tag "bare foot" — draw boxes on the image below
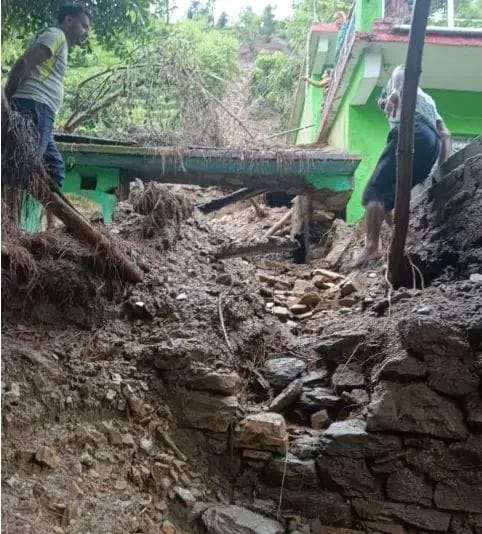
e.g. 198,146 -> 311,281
351,247 -> 382,269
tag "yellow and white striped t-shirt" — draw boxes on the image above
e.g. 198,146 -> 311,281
13,27 -> 68,113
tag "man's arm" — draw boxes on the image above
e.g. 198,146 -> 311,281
301,75 -> 330,88
436,118 -> 451,166
4,44 -> 52,99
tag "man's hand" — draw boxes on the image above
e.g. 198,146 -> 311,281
385,89 -> 401,119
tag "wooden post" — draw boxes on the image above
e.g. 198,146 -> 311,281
291,194 -> 312,263
388,0 -> 431,287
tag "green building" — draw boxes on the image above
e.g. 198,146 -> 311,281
288,0 -> 482,222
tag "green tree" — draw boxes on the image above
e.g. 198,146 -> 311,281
187,0 -> 214,25
216,11 -> 229,29
261,5 -> 277,42
236,6 -> 262,51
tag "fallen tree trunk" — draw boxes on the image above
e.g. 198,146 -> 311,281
197,187 -> 266,214
262,209 -> 292,240
43,189 -> 143,284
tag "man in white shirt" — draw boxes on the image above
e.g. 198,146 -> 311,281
353,65 -> 451,267
5,4 -> 90,226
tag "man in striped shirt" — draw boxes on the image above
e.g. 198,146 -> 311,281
5,4 -> 90,226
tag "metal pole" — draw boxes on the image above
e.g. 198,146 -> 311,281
388,0 -> 431,287
447,0 -> 455,28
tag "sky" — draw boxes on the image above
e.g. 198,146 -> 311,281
170,1 -> 294,23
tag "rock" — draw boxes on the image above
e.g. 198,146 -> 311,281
258,273 -> 291,288
434,480 -> 482,513
366,382 -> 468,439
185,369 -> 241,395
290,432 -> 323,459
242,449 -> 272,461
272,306 -> 290,319
398,318 -> 478,396
311,410 -> 330,430
467,395 -> 482,428
268,379 -> 303,412
324,219 -> 353,269
299,292 -> 322,307
311,268 -> 345,281
316,330 -> 368,367
122,433 -> 136,448
352,499 -> 450,531
331,365 -> 365,391
174,486 -> 196,506
338,297 -> 358,308
35,446 -> 60,469
470,273 -> 482,282
302,369 -> 329,386
80,452 -> 95,467
373,352 -> 427,382
178,391 -> 237,432
153,338 -> 206,371
319,529 -> 363,534
234,413 -> 288,454
115,479 -> 127,490
293,279 -> 317,294
202,505 -> 284,534
139,438 -> 153,454
341,389 -> 369,405
296,387 -> 342,412
339,280 -> 357,297
5,382 -> 20,404
258,485 -> 351,524
262,452 -> 318,489
289,304 -> 309,315
263,357 -> 307,389
161,519 -> 176,534
312,276 -> 333,289
359,522 -> 407,534
317,455 -> 380,497
320,419 -> 401,459
385,468 -> 433,507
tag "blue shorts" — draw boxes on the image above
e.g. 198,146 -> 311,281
362,118 -> 440,211
12,97 -> 65,188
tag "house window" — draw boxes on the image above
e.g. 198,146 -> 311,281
80,174 -> 98,190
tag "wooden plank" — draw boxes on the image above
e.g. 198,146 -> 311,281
197,188 -> 266,214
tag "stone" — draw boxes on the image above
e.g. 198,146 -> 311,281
234,413 -> 288,454
272,306 -> 290,319
312,276 -> 333,289
311,410 -> 330,430
174,486 -> 196,506
242,449 -> 272,461
359,522 -> 406,534
398,318 -> 478,396
296,387 -> 342,412
178,391 -> 237,432
293,279 -> 316,295
122,433 -> 136,447
161,519 -> 176,534
317,455 -> 379,497
202,505 -> 284,534
290,432 -> 323,459
341,389 -> 369,405
331,365 -> 365,391
302,369 -> 329,386
312,268 -> 345,281
316,330 -> 368,367
434,480 -> 482,513
262,452 -> 318,489
366,381 -> 468,439
319,529 -> 363,534
339,280 -> 358,298
467,395 -> 482,428
299,292 -> 322,307
258,485 -> 351,524
35,446 -> 60,469
80,452 -> 94,467
258,273 -> 291,288
289,304 -> 309,315
185,370 -> 241,395
385,468 -> 433,507
5,382 -> 20,404
320,419 -> 401,459
139,438 -> 153,454
263,357 -> 307,389
470,273 -> 482,282
268,379 -> 303,412
115,479 -> 127,490
373,352 -> 427,383
352,499 -> 450,531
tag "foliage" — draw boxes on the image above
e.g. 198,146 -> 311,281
236,7 -> 263,50
261,5 -> 277,42
187,0 -> 215,25
249,50 -> 300,124
285,0 -> 350,52
0,0 -> 170,46
216,11 -> 229,29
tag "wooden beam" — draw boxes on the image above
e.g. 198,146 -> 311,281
388,0 -> 431,287
197,188 -> 266,214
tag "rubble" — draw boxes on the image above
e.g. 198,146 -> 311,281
234,413 -> 288,453
35,446 -> 61,469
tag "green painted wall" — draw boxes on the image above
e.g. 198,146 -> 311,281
295,75 -> 324,144
62,166 -> 119,223
355,0 -> 382,31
